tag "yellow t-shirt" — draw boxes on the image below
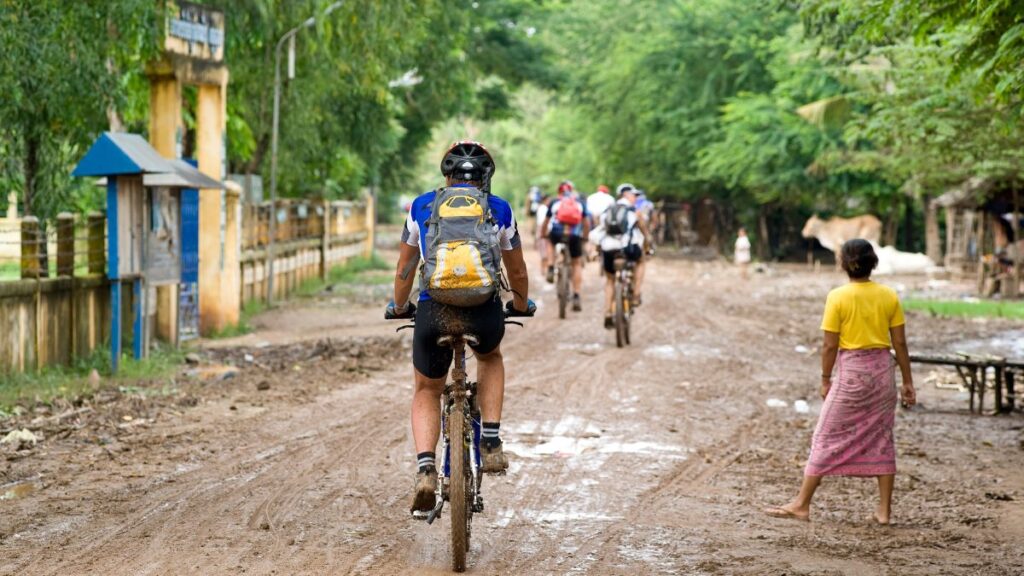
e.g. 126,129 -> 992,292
820,281 -> 905,350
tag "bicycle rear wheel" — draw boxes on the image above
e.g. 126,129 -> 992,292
614,281 -> 626,348
557,265 -> 568,319
623,278 -> 632,345
448,391 -> 469,572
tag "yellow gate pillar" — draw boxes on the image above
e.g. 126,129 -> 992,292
222,181 -> 242,326
148,73 -> 182,344
196,81 -> 230,335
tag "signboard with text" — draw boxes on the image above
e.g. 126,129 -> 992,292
165,1 -> 225,62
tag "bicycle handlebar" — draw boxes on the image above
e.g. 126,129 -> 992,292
384,301 -> 416,320
385,299 -> 534,322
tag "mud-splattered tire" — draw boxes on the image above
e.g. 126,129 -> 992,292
557,266 -> 569,319
614,282 -> 626,348
623,285 -> 631,346
449,395 -> 469,572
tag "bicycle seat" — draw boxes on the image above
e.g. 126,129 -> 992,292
437,334 -> 480,348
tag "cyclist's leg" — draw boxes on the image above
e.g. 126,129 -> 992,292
412,369 -> 447,454
466,298 -> 508,472
627,244 -> 646,302
410,300 -> 451,512
475,346 -> 504,423
568,235 -> 584,296
538,235 -> 550,275
601,250 -> 616,315
411,299 -> 453,455
468,298 -> 506,423
547,229 -> 560,268
601,250 -> 616,327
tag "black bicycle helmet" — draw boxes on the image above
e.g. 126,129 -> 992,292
440,140 -> 496,181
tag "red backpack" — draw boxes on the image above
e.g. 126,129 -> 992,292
554,194 -> 583,226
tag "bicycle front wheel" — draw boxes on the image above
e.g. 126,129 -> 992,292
448,393 -> 469,572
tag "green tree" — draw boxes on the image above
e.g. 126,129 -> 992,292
0,0 -> 160,219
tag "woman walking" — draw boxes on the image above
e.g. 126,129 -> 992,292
765,239 -> 915,524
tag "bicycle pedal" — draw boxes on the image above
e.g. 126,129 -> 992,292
425,499 -> 444,525
411,510 -> 430,521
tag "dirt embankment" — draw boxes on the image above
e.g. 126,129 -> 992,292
2,257 -> 1023,575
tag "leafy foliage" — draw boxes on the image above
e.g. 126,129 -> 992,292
0,0 -> 160,219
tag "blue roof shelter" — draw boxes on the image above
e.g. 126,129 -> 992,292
73,132 -> 219,371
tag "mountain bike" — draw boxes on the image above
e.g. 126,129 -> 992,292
612,253 -> 636,348
388,305 -> 530,572
554,242 -> 572,319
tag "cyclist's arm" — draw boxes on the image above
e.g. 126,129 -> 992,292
393,242 -> 420,308
636,212 -> 651,238
540,214 -> 551,238
502,245 -> 530,311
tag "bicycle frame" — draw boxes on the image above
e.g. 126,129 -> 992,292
438,338 -> 484,512
425,335 -> 483,525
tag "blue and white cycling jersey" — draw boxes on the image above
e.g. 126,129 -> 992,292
401,184 -> 520,301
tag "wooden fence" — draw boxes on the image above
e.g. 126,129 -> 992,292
0,197 -> 374,374
0,277 -> 134,373
239,198 -> 373,304
0,209 -> 121,373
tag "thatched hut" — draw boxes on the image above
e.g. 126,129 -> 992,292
932,177 -> 1022,297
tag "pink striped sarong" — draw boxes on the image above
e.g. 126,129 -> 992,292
805,348 -> 897,477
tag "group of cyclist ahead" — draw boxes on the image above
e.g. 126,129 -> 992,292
528,180 -> 653,332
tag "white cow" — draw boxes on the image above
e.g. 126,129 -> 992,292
802,214 -> 937,274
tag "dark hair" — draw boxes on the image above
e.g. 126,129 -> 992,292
840,239 -> 878,279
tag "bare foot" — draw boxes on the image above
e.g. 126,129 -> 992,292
872,508 -> 891,525
764,503 -> 810,522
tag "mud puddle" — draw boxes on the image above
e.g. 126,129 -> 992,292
0,481 -> 36,501
952,329 -> 1024,358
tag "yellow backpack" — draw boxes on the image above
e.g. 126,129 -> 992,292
421,187 -> 503,306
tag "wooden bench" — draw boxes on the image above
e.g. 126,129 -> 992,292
910,353 -> 1022,414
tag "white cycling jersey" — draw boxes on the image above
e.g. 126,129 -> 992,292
590,199 -> 644,251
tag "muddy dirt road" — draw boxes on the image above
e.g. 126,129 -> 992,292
3,256 -> 1024,575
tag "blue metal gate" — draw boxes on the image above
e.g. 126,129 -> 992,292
179,187 -> 200,340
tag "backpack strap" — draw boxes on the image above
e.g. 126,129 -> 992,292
427,187 -> 445,227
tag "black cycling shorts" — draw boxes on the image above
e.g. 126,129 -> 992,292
602,245 -> 642,274
549,230 -> 583,258
413,297 -> 505,379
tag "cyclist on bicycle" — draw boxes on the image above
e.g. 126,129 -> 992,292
535,191 -> 554,279
592,183 -> 649,328
586,184 -> 615,228
542,180 -> 590,311
386,140 -> 535,515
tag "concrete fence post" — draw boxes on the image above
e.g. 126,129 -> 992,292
20,216 -> 41,279
321,199 -> 331,280
365,194 -> 375,258
56,212 -> 75,277
87,212 -> 106,275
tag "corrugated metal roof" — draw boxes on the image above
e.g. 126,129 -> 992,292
143,159 -> 225,189
73,132 -> 173,177
106,132 -> 171,172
